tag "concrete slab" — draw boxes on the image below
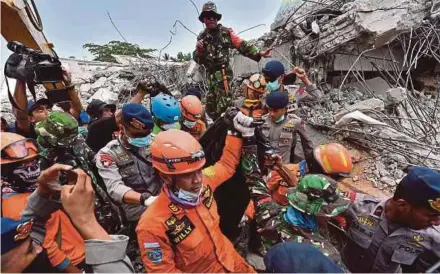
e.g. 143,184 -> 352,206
345,77 -> 391,99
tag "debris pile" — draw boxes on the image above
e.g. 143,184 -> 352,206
296,85 -> 440,192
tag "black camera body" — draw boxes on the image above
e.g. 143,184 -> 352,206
5,41 -> 70,105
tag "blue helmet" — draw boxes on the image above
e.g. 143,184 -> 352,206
263,60 -> 285,79
151,93 -> 181,124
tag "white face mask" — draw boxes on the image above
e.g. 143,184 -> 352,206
162,122 -> 177,131
177,188 -> 202,203
183,120 -> 197,128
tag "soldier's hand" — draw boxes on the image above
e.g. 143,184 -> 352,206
196,40 -> 204,52
265,154 -> 283,170
136,77 -> 155,94
37,164 -> 73,198
293,66 -> 308,80
60,169 -> 95,227
233,112 -> 254,137
260,48 -> 273,58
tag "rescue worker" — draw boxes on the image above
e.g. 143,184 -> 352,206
262,60 -> 322,104
240,136 -> 350,268
340,166 -> 440,273
180,95 -> 206,140
236,73 -> 268,119
262,91 -> 314,164
150,93 -> 181,134
194,1 -> 272,121
87,79 -> 156,152
2,164 -> 134,273
266,163 -> 301,206
96,103 -> 160,223
136,111 -> 257,272
1,132 -> 88,272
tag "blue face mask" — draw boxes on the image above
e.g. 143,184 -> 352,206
266,79 -> 279,92
161,122 -> 178,131
128,134 -> 151,148
183,120 -> 197,128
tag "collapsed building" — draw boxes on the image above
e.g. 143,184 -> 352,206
230,0 -> 440,194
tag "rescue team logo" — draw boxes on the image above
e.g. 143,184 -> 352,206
202,185 -> 213,209
144,242 -> 162,264
168,203 -> 180,213
165,215 -> 195,244
202,166 -> 215,178
130,118 -> 146,130
428,198 -> 440,213
14,220 -> 34,241
99,154 -> 114,168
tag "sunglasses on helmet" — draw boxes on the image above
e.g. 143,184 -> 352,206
1,139 -> 39,160
153,150 -> 205,171
248,74 -> 267,91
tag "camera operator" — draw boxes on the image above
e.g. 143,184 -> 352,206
13,165 -> 134,273
86,78 -> 165,153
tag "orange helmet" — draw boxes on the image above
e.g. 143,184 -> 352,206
1,133 -> 39,165
151,129 -> 206,174
246,73 -> 267,94
180,95 -> 203,121
313,143 -> 353,176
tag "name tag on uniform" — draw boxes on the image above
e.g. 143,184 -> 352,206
165,215 -> 195,244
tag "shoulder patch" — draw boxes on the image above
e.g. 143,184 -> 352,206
144,242 -> 162,264
165,215 -> 195,244
98,153 -> 114,168
202,166 -> 216,178
202,185 -> 213,209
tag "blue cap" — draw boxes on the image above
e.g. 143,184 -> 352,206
398,167 -> 440,212
266,91 -> 289,109
122,103 -> 154,130
1,218 -> 34,255
28,98 -> 52,114
264,242 -> 344,273
263,60 -> 285,79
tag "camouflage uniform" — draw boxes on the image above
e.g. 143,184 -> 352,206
35,111 -> 122,234
194,21 -> 262,120
240,139 -> 350,267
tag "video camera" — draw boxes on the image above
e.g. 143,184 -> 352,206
4,41 -> 71,107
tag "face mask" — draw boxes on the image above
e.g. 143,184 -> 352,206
3,160 -> 41,192
162,122 -> 177,131
178,188 -> 202,203
128,134 -> 151,148
266,79 -> 279,92
183,120 -> 197,128
274,115 -> 285,124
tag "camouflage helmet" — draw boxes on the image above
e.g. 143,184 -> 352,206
286,174 -> 350,217
35,111 -> 78,148
199,1 -> 222,22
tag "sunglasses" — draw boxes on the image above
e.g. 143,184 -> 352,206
248,74 -> 267,91
1,139 -> 39,160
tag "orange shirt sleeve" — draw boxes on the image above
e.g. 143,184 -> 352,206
203,135 -> 242,191
43,212 -> 70,270
137,224 -> 182,273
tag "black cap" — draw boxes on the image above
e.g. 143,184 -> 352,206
86,99 -> 116,119
28,98 -> 52,114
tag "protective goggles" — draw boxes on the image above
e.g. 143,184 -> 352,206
1,139 -> 39,160
247,74 -> 267,92
152,150 -> 205,171
303,184 -> 338,203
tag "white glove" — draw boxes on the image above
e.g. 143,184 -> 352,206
233,112 -> 254,137
144,195 -> 158,206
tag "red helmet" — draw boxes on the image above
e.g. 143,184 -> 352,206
151,129 -> 206,174
313,143 -> 353,176
1,133 -> 39,165
180,95 -> 203,121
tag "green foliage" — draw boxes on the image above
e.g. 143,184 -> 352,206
172,52 -> 192,62
83,40 -> 156,63
69,56 -> 76,59
163,53 -> 170,61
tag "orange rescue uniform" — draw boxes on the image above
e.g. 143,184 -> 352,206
2,190 -> 85,270
136,135 -> 256,273
267,164 -> 300,206
181,120 -> 207,140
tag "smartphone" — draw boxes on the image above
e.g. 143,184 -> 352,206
59,170 -> 78,185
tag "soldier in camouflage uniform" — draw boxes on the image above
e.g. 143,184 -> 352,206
240,137 -> 351,268
194,1 -> 272,121
34,111 -> 122,234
